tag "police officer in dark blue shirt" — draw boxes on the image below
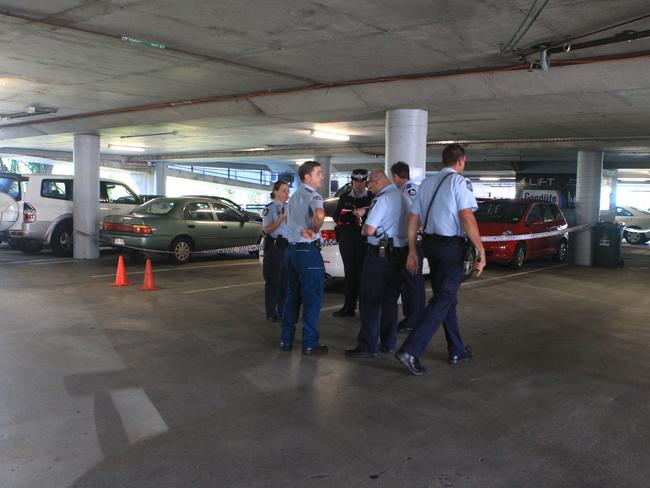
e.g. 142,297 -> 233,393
395,144 -> 486,375
345,170 -> 409,358
332,169 -> 373,317
279,161 -> 328,356
262,180 -> 289,322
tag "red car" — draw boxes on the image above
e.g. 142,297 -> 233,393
475,199 -> 569,269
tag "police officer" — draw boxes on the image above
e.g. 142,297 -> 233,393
395,144 -> 486,376
262,180 -> 289,322
345,170 -> 408,358
332,169 -> 373,317
390,161 -> 425,334
279,161 -> 328,356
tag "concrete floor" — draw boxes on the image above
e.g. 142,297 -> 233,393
1,244 -> 649,488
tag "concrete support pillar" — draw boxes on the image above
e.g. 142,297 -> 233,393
73,134 -> 100,260
574,150 -> 603,266
316,156 -> 331,199
385,109 -> 428,184
155,162 -> 167,196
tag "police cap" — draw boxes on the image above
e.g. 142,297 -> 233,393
351,168 -> 368,182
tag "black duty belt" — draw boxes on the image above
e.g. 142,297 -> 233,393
367,243 -> 406,257
423,234 -> 466,246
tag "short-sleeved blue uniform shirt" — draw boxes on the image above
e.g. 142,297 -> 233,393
365,183 -> 409,247
410,167 -> 478,237
262,200 -> 288,238
285,184 -> 324,243
400,180 -> 419,209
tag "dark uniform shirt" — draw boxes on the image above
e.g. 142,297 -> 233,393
334,189 -> 373,227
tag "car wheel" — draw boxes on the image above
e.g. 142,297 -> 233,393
553,240 -> 568,262
511,243 -> 525,270
7,238 -> 19,250
20,240 -> 43,254
51,222 -> 74,257
169,237 -> 193,265
463,247 -> 475,281
625,228 -> 644,245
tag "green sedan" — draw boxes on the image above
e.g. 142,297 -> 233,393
101,197 -> 263,264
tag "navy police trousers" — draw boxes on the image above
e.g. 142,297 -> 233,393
280,243 -> 325,349
399,238 -> 466,358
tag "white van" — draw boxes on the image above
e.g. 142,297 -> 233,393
8,174 -> 141,256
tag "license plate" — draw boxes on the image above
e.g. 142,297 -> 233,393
113,238 -> 125,246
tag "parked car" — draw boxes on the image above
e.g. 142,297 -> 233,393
101,197 -> 263,264
614,206 -> 650,244
7,174 -> 141,256
0,173 -> 25,249
475,198 -> 569,269
183,195 -> 263,222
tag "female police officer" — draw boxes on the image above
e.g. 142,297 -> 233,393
262,180 -> 289,322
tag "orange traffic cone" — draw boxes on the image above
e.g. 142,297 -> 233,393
140,258 -> 160,291
111,255 -> 131,287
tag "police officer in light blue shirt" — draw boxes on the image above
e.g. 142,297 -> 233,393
346,170 -> 409,358
390,161 -> 426,335
395,144 -> 486,376
279,161 -> 329,356
262,180 -> 290,322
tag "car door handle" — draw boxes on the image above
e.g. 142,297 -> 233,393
188,224 -> 195,228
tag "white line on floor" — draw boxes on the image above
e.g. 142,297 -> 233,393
29,259 -> 77,266
0,257 -> 73,265
91,260 -> 258,278
183,281 -> 265,294
461,264 -> 567,287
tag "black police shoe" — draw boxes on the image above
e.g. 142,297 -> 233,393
279,343 -> 293,352
345,346 -> 377,358
267,316 -> 280,323
332,308 -> 355,317
448,348 -> 474,365
302,344 -> 329,356
394,350 -> 426,376
379,345 -> 394,354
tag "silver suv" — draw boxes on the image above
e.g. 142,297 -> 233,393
8,174 -> 141,256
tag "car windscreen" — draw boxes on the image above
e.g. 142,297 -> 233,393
0,176 -> 21,201
475,201 -> 528,223
133,199 -> 176,215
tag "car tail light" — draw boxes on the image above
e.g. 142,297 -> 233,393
101,222 -> 152,235
132,224 -> 152,235
321,229 -> 336,241
23,202 -> 36,222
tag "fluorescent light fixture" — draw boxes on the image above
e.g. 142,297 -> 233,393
480,177 -> 500,181
108,144 -> 147,152
242,147 -> 267,152
618,177 -> 649,182
121,131 -> 177,139
310,129 -> 350,142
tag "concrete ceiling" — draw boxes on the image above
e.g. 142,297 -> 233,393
1,0 -> 650,171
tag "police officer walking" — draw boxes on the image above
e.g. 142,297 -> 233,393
345,170 -> 408,358
395,144 -> 486,375
390,161 -> 425,334
280,161 -> 329,356
332,169 -> 373,317
262,180 -> 290,322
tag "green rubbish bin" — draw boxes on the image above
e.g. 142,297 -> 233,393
592,222 -> 624,268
